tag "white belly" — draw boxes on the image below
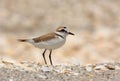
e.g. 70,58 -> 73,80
30,38 -> 66,49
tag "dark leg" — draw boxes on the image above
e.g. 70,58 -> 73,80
49,50 -> 53,65
42,49 -> 47,64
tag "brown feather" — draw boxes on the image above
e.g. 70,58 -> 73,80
33,33 -> 57,43
18,39 -> 27,42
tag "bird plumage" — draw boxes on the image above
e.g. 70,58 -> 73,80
18,26 -> 74,65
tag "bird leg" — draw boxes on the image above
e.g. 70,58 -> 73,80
49,50 -> 53,65
42,49 -> 47,64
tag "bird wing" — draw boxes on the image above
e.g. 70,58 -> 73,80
32,32 -> 56,43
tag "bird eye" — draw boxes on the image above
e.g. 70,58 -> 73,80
61,29 -> 65,32
64,27 -> 67,28
60,29 -> 67,33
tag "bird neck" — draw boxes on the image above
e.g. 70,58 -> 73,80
55,32 -> 67,39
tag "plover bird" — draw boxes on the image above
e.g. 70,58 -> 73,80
18,26 -> 74,65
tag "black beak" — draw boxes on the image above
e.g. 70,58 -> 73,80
68,32 -> 74,35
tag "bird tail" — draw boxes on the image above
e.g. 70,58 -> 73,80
18,39 -> 28,42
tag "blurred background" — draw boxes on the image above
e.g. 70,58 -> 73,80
0,0 -> 120,65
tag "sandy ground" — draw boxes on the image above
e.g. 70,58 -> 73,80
0,1 -> 120,80
0,60 -> 120,81
0,0 -> 120,65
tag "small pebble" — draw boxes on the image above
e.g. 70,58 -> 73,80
41,66 -> 51,72
85,65 -> 93,72
94,65 -> 106,70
